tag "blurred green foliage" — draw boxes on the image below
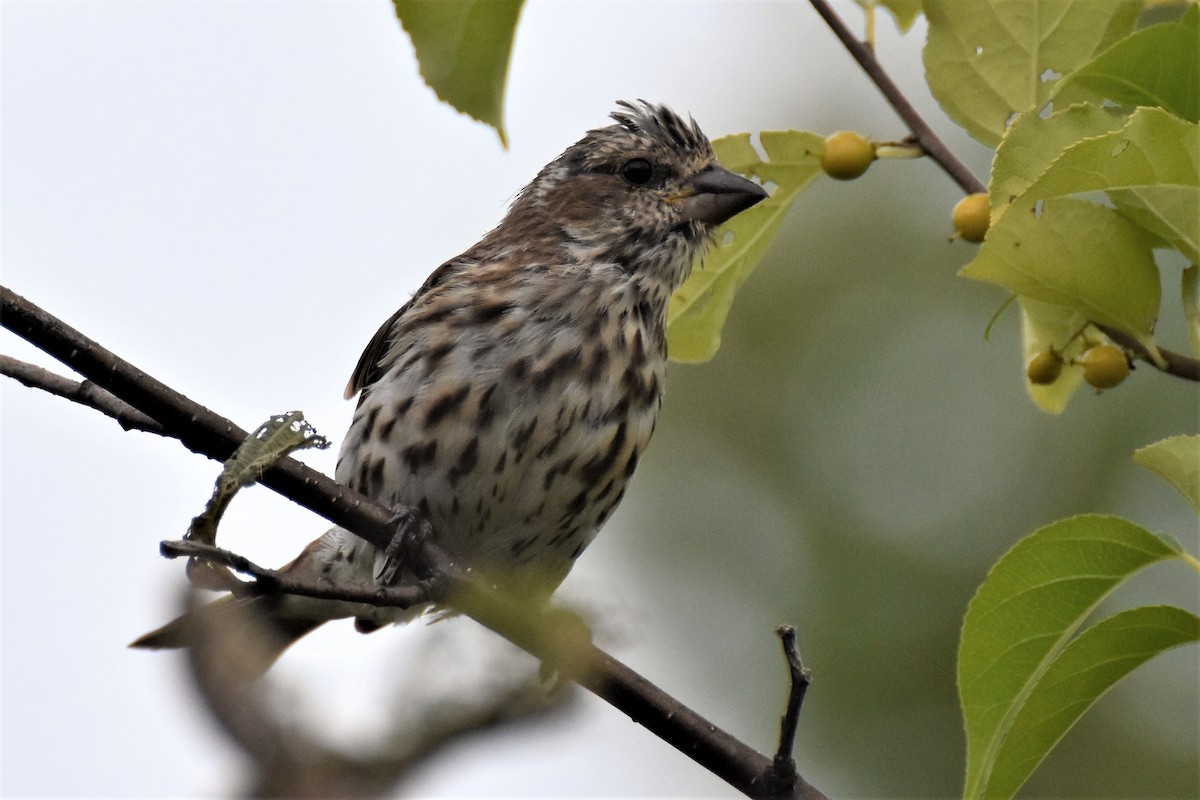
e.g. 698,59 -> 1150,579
617,153 -> 1198,797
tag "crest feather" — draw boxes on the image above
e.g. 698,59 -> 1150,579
608,99 -> 709,155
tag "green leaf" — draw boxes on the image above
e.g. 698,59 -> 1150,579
960,515 -> 1190,800
1134,434 -> 1200,514
1184,264 -> 1200,356
960,197 -> 1161,347
990,104 -> 1130,226
1017,296 -> 1086,413
978,605 -> 1200,799
853,0 -> 923,32
1109,187 -> 1200,265
1055,4 -> 1199,122
393,0 -> 524,147
991,104 -> 1199,263
923,0 -> 1140,146
1020,107 -> 1200,263
666,131 -> 824,363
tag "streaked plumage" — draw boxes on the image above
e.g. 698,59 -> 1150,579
133,101 -> 768,674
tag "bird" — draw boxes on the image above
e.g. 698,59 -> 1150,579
132,101 -> 768,677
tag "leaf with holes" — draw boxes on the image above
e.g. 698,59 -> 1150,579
666,131 -> 824,363
1019,107 -> 1200,263
1055,4 -> 1199,123
393,0 -> 524,147
960,197 -> 1160,352
990,104 -> 1129,226
923,0 -> 1140,146
183,411 -> 329,589
960,515 -> 1193,800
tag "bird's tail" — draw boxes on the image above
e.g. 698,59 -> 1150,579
131,528 -> 425,679
130,594 -> 327,681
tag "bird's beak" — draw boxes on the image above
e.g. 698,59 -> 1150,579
675,165 -> 769,225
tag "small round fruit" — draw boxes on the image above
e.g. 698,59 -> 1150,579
821,131 -> 875,180
1026,348 -> 1063,385
1079,344 -> 1129,389
953,193 -> 990,243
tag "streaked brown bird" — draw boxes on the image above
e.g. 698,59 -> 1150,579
133,101 -> 768,675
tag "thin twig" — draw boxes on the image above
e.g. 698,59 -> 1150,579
1095,324 -> 1200,382
0,354 -> 166,435
808,0 -> 986,195
161,538 -> 439,608
765,625 -> 813,793
809,2 -> 1200,385
0,285 -> 829,800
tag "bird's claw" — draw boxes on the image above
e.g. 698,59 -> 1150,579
377,506 -> 435,586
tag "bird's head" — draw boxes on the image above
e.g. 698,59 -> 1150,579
502,101 -> 768,291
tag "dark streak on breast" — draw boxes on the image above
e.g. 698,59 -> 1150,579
425,385 -> 471,428
447,436 -> 480,488
578,421 -> 628,483
402,440 -> 438,473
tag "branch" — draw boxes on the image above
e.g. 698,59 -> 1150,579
0,354 -> 165,435
159,539 -> 439,607
1,287 -> 405,552
1095,324 -> 1200,382
0,285 -> 828,800
765,625 -> 813,793
808,0 -> 987,195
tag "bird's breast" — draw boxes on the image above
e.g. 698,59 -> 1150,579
335,284 -> 667,587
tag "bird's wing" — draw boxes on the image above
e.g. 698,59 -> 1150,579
343,256 -> 476,401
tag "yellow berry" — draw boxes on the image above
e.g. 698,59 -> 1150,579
1079,345 -> 1129,389
953,193 -> 990,243
820,131 -> 875,180
1026,349 -> 1063,385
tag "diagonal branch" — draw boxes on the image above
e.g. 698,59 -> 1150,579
0,285 -> 828,800
0,354 -> 165,435
808,0 -> 987,195
1095,324 -> 1200,382
159,538 -> 440,607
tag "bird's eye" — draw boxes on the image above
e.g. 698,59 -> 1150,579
620,158 -> 654,186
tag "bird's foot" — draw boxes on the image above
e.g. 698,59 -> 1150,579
376,505 -> 436,587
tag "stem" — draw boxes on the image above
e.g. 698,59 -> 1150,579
1095,324 -> 1200,382
807,0 -> 986,195
765,625 -> 813,793
0,354 -> 165,435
